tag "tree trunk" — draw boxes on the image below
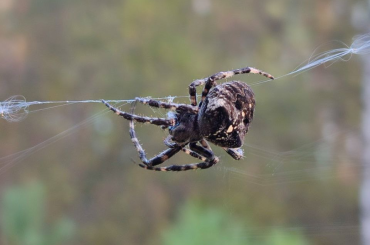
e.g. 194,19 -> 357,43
361,48 -> 370,245
360,1 -> 370,240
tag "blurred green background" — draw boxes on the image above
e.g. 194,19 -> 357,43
0,0 -> 368,244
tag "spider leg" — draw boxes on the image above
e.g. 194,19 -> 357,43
129,118 -> 219,171
223,147 -> 244,160
188,79 -> 203,106
164,135 -> 177,148
102,100 -> 174,127
189,66 -> 274,107
189,142 -> 214,159
164,136 -> 208,161
114,101 -> 220,172
147,142 -> 219,171
136,97 -> 198,113
199,139 -> 212,150
138,141 -> 219,171
139,157 -> 219,171
129,119 -> 182,167
181,147 -> 208,161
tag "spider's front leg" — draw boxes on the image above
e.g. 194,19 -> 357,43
102,100 -> 174,127
135,97 -> 197,114
129,120 -> 182,167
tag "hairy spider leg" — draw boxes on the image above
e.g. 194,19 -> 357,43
181,147 -> 208,161
104,100 -> 218,171
164,133 -> 210,161
138,156 -> 219,171
122,103 -> 216,171
223,147 -> 244,160
135,97 -> 198,113
189,142 -> 214,158
178,141 -> 217,162
200,67 -> 274,106
188,66 -> 274,107
143,142 -> 219,171
164,135 -> 215,162
163,135 -> 205,160
164,135 -> 177,148
128,117 -> 183,166
188,79 -> 205,106
123,102 -> 188,167
130,119 -> 219,171
102,100 -> 174,127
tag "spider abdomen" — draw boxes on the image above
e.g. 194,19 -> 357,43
198,81 -> 255,148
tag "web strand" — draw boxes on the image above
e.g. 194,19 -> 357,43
0,97 -> 188,123
1,33 -> 370,123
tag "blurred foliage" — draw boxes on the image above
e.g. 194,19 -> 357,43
161,201 -> 309,245
0,0 -> 366,244
1,181 -> 75,245
161,202 -> 246,245
264,229 -> 309,245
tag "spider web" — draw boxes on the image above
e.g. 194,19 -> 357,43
0,34 -> 366,243
2,33 -> 369,124
0,30 -> 367,175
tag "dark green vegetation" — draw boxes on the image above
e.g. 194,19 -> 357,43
161,201 -> 309,245
0,0 -> 365,244
1,182 -> 75,245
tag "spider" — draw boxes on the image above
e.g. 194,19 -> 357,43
102,66 -> 274,171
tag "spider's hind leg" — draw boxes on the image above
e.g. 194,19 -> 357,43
189,66 -> 274,106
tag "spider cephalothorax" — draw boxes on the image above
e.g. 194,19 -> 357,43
168,112 -> 201,144
103,66 -> 273,171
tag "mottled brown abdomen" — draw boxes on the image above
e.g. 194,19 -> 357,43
197,81 -> 255,148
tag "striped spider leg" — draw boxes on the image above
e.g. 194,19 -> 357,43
103,66 -> 274,172
103,99 -> 218,171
